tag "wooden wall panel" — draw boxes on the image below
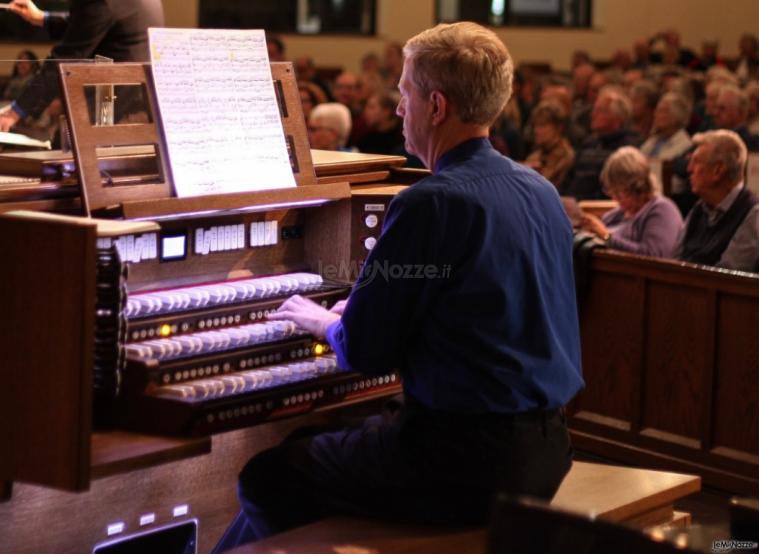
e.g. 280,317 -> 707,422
0,413 -> 333,554
641,283 -> 712,446
0,216 -> 95,491
575,273 -> 644,429
713,295 -> 759,460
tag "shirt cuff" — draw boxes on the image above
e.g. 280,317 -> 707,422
10,101 -> 27,120
325,320 -> 352,372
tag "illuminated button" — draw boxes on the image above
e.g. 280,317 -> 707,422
220,317 -> 227,325
313,344 -> 324,355
174,371 -> 182,382
148,328 -> 155,337
132,331 -> 140,340
139,330 -> 147,339
364,237 -> 377,250
364,214 -> 379,228
234,315 -> 241,323
159,324 -> 172,337
240,360 -> 247,369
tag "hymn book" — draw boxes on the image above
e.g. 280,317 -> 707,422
148,28 -> 296,198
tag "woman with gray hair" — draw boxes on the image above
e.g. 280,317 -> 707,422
581,146 -> 683,257
640,92 -> 693,161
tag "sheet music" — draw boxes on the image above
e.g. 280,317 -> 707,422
149,28 -> 296,198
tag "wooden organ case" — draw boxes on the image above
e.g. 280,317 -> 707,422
0,62 -> 417,553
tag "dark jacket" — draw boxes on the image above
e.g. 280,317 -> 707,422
14,0 -> 164,119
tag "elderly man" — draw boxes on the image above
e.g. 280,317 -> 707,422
674,130 -> 759,271
0,0 -> 164,132
712,85 -> 759,151
561,87 -> 639,199
212,21 -> 583,552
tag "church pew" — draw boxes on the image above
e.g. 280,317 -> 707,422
227,461 -> 700,554
569,249 -> 759,495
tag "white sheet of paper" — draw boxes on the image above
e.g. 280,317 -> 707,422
0,131 -> 51,149
148,28 -> 296,198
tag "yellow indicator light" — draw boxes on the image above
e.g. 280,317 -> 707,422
160,324 -> 172,337
313,344 -> 325,355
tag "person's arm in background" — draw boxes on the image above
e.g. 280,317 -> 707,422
1,0 -> 114,131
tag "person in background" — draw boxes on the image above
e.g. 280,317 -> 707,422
524,101 -> 575,188
746,80 -> 759,135
266,35 -> 286,62
640,92 -> 693,162
358,52 -> 384,102
213,21 -> 582,553
333,71 -> 368,146
308,102 -> 352,152
2,50 -> 40,101
298,81 -> 327,124
0,0 -> 164,132
712,84 -> 759,151
674,130 -> 759,272
580,146 -> 683,258
356,91 -> 403,155
293,56 -> 331,102
561,87 -> 639,199
629,80 -> 659,138
735,33 -> 759,83
381,41 -> 403,89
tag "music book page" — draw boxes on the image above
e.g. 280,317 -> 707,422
148,28 -> 296,198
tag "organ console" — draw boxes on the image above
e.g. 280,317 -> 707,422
0,59 -> 419,504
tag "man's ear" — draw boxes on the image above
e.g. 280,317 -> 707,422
429,90 -> 448,125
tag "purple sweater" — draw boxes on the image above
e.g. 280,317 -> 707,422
602,195 -> 683,258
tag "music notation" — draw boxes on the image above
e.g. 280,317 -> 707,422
149,28 -> 296,198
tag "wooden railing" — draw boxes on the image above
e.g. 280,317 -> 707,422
569,249 -> 759,495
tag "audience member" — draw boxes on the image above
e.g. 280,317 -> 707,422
735,33 -> 759,83
632,37 -> 651,70
2,50 -> 39,101
561,88 -> 639,199
267,35 -> 286,62
580,146 -> 683,257
746,80 -> 759,135
308,102 -> 352,151
356,91 -> 403,155
298,81 -> 327,123
629,80 -> 659,137
293,56 -> 331,101
674,130 -> 759,271
332,71 -> 368,145
524,101 -> 575,187
358,52 -> 383,101
382,41 -> 404,88
640,92 -> 693,163
695,38 -> 725,71
712,84 -> 759,150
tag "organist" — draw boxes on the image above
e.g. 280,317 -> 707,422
213,21 -> 584,552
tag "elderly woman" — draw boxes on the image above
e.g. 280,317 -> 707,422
581,146 -> 683,257
308,102 -> 353,151
640,92 -> 692,160
524,101 -> 575,187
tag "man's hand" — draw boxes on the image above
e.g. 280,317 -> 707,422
8,0 -> 45,27
329,299 -> 348,315
0,107 -> 21,132
268,295 -> 340,339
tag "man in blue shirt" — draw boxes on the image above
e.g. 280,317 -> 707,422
214,21 -> 583,552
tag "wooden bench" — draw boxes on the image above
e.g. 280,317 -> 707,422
227,461 -> 701,554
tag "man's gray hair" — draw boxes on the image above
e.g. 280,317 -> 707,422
693,129 -> 748,184
403,22 -> 513,126
597,86 -> 633,125
600,146 -> 656,196
718,84 -> 750,119
658,91 -> 692,129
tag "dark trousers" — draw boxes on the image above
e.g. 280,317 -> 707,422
212,396 -> 574,553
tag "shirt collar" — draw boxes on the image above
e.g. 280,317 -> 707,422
433,137 -> 492,174
703,182 -> 745,224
